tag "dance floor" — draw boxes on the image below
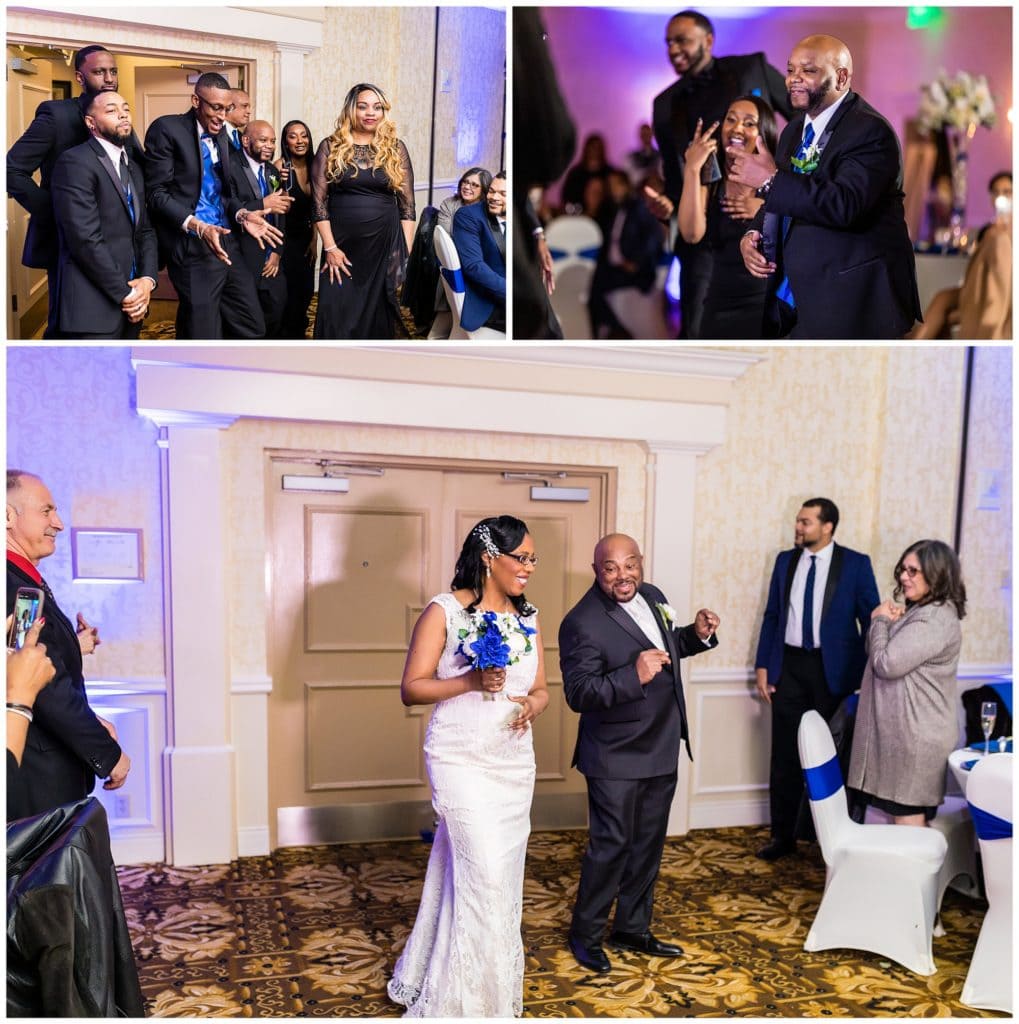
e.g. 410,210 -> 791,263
118,825 -> 1001,1017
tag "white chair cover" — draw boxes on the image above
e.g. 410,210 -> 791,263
961,753 -> 1012,1013
604,258 -> 672,339
544,215 -> 601,340
432,225 -> 504,340
798,710 -> 947,975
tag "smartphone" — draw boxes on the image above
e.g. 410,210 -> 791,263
8,587 -> 45,651
282,157 -> 294,194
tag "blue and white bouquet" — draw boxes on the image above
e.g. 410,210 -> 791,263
457,611 -> 536,700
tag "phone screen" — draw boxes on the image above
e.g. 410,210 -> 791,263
8,588 -> 45,650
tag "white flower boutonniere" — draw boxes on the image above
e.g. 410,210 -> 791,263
790,142 -> 822,174
656,602 -> 677,628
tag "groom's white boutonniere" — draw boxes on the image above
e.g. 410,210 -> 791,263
656,602 -> 677,627
790,142 -> 822,173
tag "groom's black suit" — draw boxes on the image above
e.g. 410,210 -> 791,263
560,580 -> 718,945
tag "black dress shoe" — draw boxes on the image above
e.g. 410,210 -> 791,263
608,930 -> 684,957
568,934 -> 611,973
756,838 -> 797,861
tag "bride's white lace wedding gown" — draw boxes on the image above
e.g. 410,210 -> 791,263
388,592 -> 538,1017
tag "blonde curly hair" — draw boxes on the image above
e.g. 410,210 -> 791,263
324,83 -> 405,191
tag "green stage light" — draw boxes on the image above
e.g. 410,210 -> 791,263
907,7 -> 944,30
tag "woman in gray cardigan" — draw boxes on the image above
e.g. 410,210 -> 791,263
848,539 -> 966,825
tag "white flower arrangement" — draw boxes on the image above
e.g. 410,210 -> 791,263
656,602 -> 677,627
918,69 -> 996,134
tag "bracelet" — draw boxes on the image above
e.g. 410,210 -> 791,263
756,173 -> 776,198
7,702 -> 34,722
324,245 -> 339,253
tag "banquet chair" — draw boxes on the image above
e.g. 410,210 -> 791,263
544,215 -> 601,339
604,254 -> 672,339
432,225 -> 504,340
961,753 -> 1012,1013
797,710 -> 947,975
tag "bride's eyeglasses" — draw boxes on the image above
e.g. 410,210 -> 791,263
502,552 -> 539,567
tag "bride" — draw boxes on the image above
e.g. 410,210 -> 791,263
388,516 -> 549,1017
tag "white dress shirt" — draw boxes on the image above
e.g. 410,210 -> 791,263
784,541 -> 834,648
803,88 -> 849,147
619,592 -> 666,648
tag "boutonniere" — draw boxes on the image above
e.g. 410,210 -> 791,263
790,142 -> 822,174
266,169 -> 282,192
656,602 -> 677,627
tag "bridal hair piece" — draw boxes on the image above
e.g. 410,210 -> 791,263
474,523 -> 502,560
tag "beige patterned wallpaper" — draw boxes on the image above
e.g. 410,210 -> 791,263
223,420 -> 647,679
691,345 -> 1007,671
301,7 -> 505,197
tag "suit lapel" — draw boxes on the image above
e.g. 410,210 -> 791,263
816,90 -> 857,163
239,157 -> 261,201
822,543 -> 843,622
782,548 -> 801,611
597,586 -> 656,651
87,137 -> 135,224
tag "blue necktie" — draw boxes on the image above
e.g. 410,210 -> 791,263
119,151 -> 137,278
230,127 -> 241,151
802,554 -> 817,650
195,133 -> 227,228
257,164 -> 268,197
775,123 -> 816,309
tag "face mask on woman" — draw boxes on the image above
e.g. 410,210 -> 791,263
994,194 -> 1012,218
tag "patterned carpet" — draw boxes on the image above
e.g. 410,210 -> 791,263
118,825 -> 1001,1018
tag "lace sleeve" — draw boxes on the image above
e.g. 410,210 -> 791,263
395,139 -> 416,221
310,138 -> 331,223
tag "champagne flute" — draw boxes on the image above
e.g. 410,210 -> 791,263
980,701 -> 997,755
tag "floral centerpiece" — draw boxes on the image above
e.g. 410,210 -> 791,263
917,70 -> 997,247
457,610 -> 536,701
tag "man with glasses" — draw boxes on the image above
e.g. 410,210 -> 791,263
753,498 -> 878,861
7,44 -> 145,338
144,72 -> 282,338
559,533 -> 720,974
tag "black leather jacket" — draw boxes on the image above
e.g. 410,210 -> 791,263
6,797 -> 145,1017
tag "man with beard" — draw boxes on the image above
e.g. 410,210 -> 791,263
225,88 -> 252,151
753,499 -> 878,860
144,72 -> 281,338
452,171 -> 506,333
50,92 -> 158,338
644,10 -> 790,338
7,45 -> 145,338
227,119 -> 292,337
560,533 -> 719,973
731,35 -> 922,338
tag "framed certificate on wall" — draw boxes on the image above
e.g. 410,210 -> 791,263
71,528 -> 144,582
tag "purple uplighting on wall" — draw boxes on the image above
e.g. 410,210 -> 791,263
541,5 -> 1012,229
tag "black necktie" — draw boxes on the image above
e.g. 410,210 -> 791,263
802,555 -> 817,650
119,152 -> 136,224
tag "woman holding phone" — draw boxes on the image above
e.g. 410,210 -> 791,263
273,119 -> 317,338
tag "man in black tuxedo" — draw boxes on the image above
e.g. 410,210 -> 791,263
227,119 -> 292,337
225,89 -> 251,152
560,533 -> 720,974
452,171 -> 506,333
6,44 -> 144,338
731,35 -> 922,338
144,72 -> 282,339
50,92 -> 158,339
644,10 -> 792,337
6,470 -> 130,818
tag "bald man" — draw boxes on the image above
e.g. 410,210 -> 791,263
226,89 -> 251,150
559,533 -> 720,974
227,118 -> 292,336
729,35 -> 921,339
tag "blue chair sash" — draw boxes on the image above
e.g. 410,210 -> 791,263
803,754 -> 843,801
968,802 -> 1013,841
441,266 -> 465,293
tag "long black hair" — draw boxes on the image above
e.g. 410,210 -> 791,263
451,515 -> 535,615
280,118 -> 315,172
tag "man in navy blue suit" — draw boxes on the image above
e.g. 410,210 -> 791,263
754,498 -> 879,860
452,171 -> 506,332
731,35 -> 921,338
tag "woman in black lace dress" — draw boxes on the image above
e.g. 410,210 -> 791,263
312,83 -> 416,339
677,95 -> 777,339
274,119 -> 316,338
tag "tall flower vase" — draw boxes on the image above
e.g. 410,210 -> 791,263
945,123 -> 976,250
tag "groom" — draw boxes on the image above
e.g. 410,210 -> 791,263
559,533 -> 719,973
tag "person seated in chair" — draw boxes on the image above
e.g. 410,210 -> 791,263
588,169 -> 665,338
452,170 -> 506,333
